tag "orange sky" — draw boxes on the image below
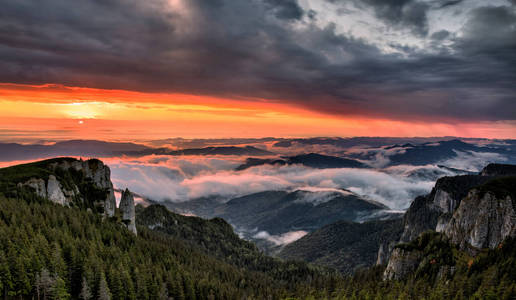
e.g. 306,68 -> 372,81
1,83 -> 515,142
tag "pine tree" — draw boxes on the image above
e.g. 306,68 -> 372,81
97,273 -> 111,300
0,255 -> 12,300
159,283 -> 169,300
107,268 -> 123,300
35,268 -> 55,300
51,276 -> 70,300
79,277 -> 92,300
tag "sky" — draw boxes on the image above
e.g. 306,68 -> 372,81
0,0 -> 515,141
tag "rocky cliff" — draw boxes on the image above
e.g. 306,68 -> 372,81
383,247 -> 422,280
400,175 -> 492,243
383,231 -> 454,281
398,164 -> 516,244
444,178 -> 515,252
381,164 -> 516,280
120,188 -> 137,235
0,158 -> 142,233
7,158 -> 116,216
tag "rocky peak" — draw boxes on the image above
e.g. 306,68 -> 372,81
50,158 -> 116,216
400,174 -> 497,242
444,178 -> 516,252
120,188 -> 137,235
10,157 -> 116,217
480,163 -> 516,177
382,167 -> 516,281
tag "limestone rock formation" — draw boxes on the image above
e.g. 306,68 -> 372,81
120,188 -> 137,235
16,158 -> 116,217
376,241 -> 397,266
383,248 -> 422,280
46,175 -> 68,205
399,175 -> 492,242
22,178 -> 46,198
382,164 -> 516,280
50,159 -> 116,217
444,189 -> 515,251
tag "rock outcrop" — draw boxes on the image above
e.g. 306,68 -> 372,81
22,178 -> 46,199
16,158 -> 116,217
46,175 -> 68,205
480,163 -> 516,176
376,241 -> 397,266
120,188 -> 137,235
399,175 -> 492,242
444,188 -> 515,251
383,248 -> 422,281
50,158 -> 116,217
382,164 -> 516,280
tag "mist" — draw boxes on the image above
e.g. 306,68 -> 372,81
106,155 -> 440,210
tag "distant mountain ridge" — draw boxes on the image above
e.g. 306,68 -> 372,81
349,139 -> 516,167
0,140 -> 274,161
148,145 -> 273,156
0,140 -> 151,161
236,153 -> 367,170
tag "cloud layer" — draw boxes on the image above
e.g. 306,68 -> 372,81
0,0 -> 515,122
106,155 -> 438,210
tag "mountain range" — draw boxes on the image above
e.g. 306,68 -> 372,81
236,153 -> 366,170
0,140 -> 272,161
3,138 -> 515,170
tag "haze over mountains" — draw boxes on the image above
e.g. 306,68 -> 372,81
0,138 -> 513,240
3,138 -> 514,208
2,136 -> 513,254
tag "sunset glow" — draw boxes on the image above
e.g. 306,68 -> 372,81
1,83 -> 515,142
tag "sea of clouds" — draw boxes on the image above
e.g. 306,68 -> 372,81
105,155 -> 441,210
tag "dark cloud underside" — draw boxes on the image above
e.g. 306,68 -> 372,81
0,0 -> 514,122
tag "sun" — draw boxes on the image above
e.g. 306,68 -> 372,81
61,102 -> 100,119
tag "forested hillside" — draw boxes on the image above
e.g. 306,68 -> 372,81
0,194 -> 343,299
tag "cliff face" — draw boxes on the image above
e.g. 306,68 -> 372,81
382,164 -> 516,280
120,188 -> 137,235
7,157 -> 116,217
400,175 -> 492,243
49,158 -> 117,216
444,188 -> 515,251
383,248 -> 422,281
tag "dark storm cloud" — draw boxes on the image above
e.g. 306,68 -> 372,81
0,0 -> 515,122
437,0 -> 464,8
329,0 -> 430,35
430,30 -> 450,40
264,0 -> 304,20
